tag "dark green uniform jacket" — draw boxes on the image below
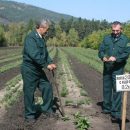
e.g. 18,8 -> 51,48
22,29 -> 52,71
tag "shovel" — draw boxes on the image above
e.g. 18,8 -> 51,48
52,70 -> 65,117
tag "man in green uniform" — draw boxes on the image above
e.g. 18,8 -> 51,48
21,19 -> 56,122
98,21 -> 129,122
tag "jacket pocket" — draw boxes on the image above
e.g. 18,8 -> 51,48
104,44 -> 110,55
117,44 -> 125,53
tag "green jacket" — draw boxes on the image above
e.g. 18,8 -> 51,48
98,34 -> 129,64
22,30 -> 52,70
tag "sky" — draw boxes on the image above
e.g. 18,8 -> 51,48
9,0 -> 130,22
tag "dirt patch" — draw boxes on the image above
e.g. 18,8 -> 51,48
0,67 -> 20,90
0,58 -> 22,67
0,49 -> 130,130
0,80 -> 77,130
68,55 -> 130,130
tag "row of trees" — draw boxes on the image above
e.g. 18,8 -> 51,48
0,19 -> 36,47
0,18 -> 110,47
47,25 -> 79,47
47,20 -> 130,49
80,24 -> 130,49
0,18 -> 130,49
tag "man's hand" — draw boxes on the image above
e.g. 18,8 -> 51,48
47,64 -> 57,71
51,64 -> 57,69
103,57 -> 108,62
47,64 -> 53,71
108,56 -> 116,62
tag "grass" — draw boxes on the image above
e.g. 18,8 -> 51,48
56,49 -> 69,97
80,89 -> 88,96
1,75 -> 22,108
65,99 -> 74,106
56,48 -> 92,109
63,47 -> 130,73
60,85 -> 69,97
0,55 -> 22,64
63,47 -> 103,73
0,60 -> 22,73
0,47 -> 56,108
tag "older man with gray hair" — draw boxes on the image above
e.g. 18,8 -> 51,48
21,19 -> 56,122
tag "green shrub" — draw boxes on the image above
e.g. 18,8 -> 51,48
74,112 -> 91,130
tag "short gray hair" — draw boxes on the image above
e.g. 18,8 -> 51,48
36,19 -> 50,29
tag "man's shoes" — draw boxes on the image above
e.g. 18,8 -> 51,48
46,112 -> 59,119
111,116 -> 121,123
101,111 -> 111,114
42,112 -> 59,119
111,116 -> 129,123
24,118 -> 36,129
24,118 -> 36,126
35,110 -> 42,119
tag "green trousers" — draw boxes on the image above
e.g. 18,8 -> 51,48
21,65 -> 53,119
103,64 -> 123,118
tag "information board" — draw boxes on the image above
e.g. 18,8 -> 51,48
116,74 -> 130,92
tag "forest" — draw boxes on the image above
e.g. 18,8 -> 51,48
0,18 -> 130,49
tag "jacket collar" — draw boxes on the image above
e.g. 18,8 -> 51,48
110,33 -> 123,42
33,29 -> 42,39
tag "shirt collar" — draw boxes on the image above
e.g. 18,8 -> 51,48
34,29 -> 42,38
37,32 -> 42,38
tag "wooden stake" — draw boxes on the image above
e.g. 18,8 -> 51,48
121,91 -> 128,130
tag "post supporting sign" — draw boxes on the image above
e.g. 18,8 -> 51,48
122,92 -> 127,130
116,74 -> 130,130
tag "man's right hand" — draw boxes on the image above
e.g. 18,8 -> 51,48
51,64 -> 57,69
47,64 -> 57,71
47,64 -> 53,71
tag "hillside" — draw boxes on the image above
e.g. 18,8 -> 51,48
0,0 -> 74,24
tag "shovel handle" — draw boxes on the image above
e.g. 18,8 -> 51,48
51,70 -> 65,116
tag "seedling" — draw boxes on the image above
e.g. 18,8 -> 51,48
80,89 -> 88,96
61,115 -> 70,121
65,99 -> 74,106
73,112 -> 91,130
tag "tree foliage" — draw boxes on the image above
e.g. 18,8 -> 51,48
80,29 -> 111,49
4,22 -> 26,46
124,24 -> 130,39
80,23 -> 130,50
0,24 -> 6,46
0,18 -> 130,48
67,28 -> 79,47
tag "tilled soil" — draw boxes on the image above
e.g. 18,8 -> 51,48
0,58 -> 22,67
0,70 -> 76,130
0,67 -> 20,90
0,53 -> 130,130
0,95 -> 59,130
68,55 -> 130,130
